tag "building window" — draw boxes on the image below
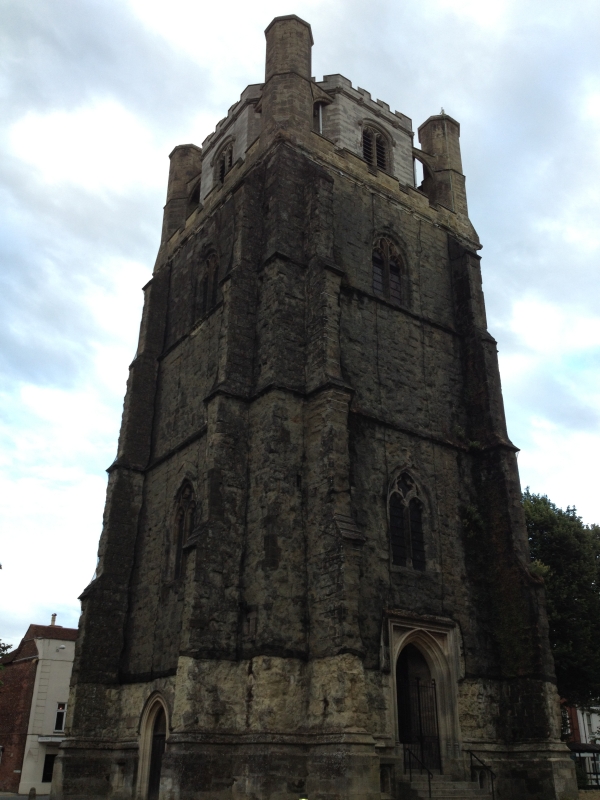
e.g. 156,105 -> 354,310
169,482 -> 196,581
197,253 -> 220,319
187,182 -> 201,216
217,142 -> 234,184
372,238 -> 407,306
363,125 -> 388,171
54,702 -> 66,732
389,473 -> 426,570
560,705 -> 572,740
313,102 -> 325,134
42,754 -> 57,783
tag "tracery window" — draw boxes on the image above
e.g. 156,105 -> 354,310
169,482 -> 196,581
389,473 -> 426,571
372,238 -> 407,305
217,142 -> 234,184
362,125 -> 388,171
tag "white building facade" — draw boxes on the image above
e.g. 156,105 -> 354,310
17,626 -> 77,795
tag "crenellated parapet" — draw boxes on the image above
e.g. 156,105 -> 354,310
160,15 -> 478,253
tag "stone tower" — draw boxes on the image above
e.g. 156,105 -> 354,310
56,16 -> 577,800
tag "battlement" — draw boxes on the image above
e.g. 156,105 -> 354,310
318,73 -> 412,133
200,83 -> 263,152
185,67 -> 417,211
197,73 -> 412,176
163,13 -> 472,243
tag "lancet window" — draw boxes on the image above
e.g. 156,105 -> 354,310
372,238 -> 407,306
389,473 -> 426,571
362,125 -> 389,171
187,181 -> 201,216
168,482 -> 196,581
217,142 -> 234,184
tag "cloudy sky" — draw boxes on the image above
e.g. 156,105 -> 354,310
1,0 -> 599,645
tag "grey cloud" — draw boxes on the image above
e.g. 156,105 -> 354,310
0,0 -> 598,445
0,0 -> 206,392
504,368 -> 600,435
0,0 -> 212,130
0,155 -> 159,387
1,0 -> 600,634
0,603 -> 82,649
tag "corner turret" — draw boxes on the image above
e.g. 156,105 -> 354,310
161,144 -> 202,243
261,15 -> 315,137
418,113 -> 470,222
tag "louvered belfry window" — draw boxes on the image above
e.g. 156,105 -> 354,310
389,473 -> 426,571
217,142 -> 234,184
362,125 -> 388,171
372,238 -> 407,305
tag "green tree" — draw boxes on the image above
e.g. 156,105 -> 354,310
524,489 -> 600,705
0,639 -> 12,686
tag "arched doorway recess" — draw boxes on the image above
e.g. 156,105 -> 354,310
148,708 -> 166,800
137,696 -> 169,800
396,643 -> 441,771
388,614 -> 462,773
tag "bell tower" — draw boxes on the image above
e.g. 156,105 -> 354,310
56,16 -> 577,800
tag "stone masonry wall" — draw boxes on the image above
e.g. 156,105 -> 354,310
60,15 -> 576,800
118,133 -> 551,712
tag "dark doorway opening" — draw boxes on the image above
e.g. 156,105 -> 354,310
396,644 -> 441,771
148,707 -> 166,800
42,753 -> 57,783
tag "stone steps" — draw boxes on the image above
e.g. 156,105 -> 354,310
399,774 -> 492,799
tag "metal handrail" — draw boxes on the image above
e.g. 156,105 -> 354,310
466,750 -> 496,800
404,747 -> 433,798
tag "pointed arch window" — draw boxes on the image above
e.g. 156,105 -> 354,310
169,482 -> 196,581
372,238 -> 407,306
217,142 -> 234,184
187,181 -> 201,216
363,125 -> 389,171
389,473 -> 426,571
196,252 -> 219,319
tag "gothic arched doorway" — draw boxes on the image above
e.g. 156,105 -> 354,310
147,707 -> 166,800
396,643 -> 441,771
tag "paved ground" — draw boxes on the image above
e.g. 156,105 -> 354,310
0,795 -> 49,799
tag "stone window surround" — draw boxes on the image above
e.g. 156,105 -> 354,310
136,693 -> 170,800
214,138 -> 235,185
166,481 -> 197,583
372,236 -> 409,308
387,468 -> 429,572
362,122 -> 391,171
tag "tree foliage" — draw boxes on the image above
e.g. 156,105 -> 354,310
0,639 -> 12,657
524,489 -> 600,705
